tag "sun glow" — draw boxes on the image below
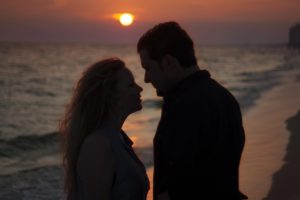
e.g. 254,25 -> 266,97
113,13 -> 135,26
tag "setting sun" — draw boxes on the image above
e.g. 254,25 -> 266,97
113,13 -> 135,27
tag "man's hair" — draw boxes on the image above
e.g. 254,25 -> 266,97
137,21 -> 197,68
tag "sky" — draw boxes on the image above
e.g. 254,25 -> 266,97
1,0 -> 300,45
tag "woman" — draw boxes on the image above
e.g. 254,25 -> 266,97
59,58 -> 149,200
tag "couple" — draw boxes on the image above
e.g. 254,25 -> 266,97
60,22 -> 248,200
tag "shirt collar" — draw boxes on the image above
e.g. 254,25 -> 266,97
163,70 -> 211,102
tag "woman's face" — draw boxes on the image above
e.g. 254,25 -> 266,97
114,67 -> 143,115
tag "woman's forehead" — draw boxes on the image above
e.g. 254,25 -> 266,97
117,67 -> 134,83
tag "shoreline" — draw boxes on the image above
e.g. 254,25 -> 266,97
263,110 -> 300,200
239,65 -> 300,199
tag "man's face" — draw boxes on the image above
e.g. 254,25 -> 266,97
139,49 -> 166,96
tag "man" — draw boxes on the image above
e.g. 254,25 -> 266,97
137,22 -> 248,200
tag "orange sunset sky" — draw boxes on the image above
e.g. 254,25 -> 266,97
1,0 -> 299,44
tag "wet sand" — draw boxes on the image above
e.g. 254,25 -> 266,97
240,66 -> 300,199
263,110 -> 300,200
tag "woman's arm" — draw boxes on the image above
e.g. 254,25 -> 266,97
77,133 -> 115,200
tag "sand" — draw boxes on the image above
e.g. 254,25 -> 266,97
263,110 -> 300,200
240,66 -> 300,200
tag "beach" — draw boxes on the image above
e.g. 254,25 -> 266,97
239,62 -> 300,199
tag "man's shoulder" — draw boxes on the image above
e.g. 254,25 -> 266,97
198,77 -> 236,98
169,76 -> 239,111
181,77 -> 223,98
184,77 -> 240,109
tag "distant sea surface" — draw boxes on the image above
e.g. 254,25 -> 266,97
0,43 -> 299,199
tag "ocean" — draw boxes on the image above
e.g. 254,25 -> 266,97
0,43 -> 299,199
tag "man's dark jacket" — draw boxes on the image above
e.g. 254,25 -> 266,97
153,70 -> 247,200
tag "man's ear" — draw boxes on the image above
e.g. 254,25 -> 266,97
161,54 -> 180,71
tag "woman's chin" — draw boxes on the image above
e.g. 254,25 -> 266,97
128,104 -> 143,115
136,103 -> 143,111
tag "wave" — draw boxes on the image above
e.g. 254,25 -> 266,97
142,99 -> 162,109
0,131 -> 154,167
0,165 -> 64,200
24,88 -> 57,97
0,132 -> 59,158
232,55 -> 298,112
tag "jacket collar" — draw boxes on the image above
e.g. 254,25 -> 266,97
163,70 -> 211,103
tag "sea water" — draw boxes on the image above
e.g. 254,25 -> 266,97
0,43 -> 298,199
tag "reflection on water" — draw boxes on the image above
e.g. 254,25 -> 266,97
146,167 -> 154,200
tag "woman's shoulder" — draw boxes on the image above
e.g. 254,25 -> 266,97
81,130 -> 112,153
77,130 -> 116,189
77,131 -> 115,174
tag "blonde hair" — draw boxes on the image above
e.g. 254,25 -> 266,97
59,58 -> 125,198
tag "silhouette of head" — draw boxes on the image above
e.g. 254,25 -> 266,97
72,58 -> 142,121
137,22 -> 198,96
60,58 -> 142,196
137,21 -> 197,68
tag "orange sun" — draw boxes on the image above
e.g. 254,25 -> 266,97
113,13 -> 135,26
